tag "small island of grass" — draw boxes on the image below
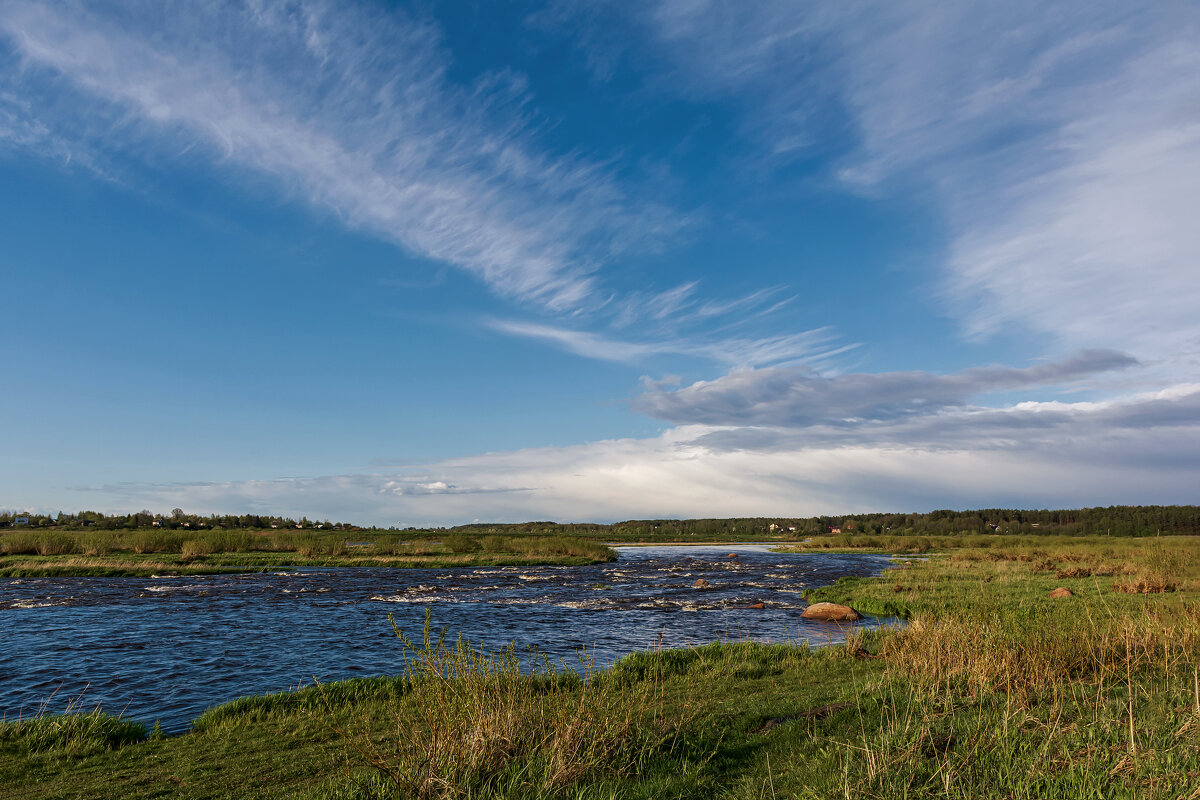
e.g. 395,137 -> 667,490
0,529 -> 616,577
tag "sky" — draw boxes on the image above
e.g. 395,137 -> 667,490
1,1 -> 1198,526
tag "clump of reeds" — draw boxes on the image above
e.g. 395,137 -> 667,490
127,530 -> 177,554
885,603 -> 1200,702
0,693 -> 147,756
326,611 -> 689,798
0,532 -> 79,556
79,532 -> 117,556
282,533 -> 347,557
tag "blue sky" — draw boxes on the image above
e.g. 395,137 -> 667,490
2,1 -> 1198,526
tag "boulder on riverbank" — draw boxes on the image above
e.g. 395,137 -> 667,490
1049,587 -> 1074,599
801,602 -> 861,621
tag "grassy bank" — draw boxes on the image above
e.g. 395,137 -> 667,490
0,532 -> 615,576
4,537 -> 1198,798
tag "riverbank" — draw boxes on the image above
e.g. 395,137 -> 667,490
0,533 -> 616,577
3,535 -> 1197,798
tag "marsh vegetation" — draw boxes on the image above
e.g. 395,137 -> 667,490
3,535 -> 1197,798
0,531 -> 615,576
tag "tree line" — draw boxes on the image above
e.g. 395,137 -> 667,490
2,505 -> 1198,538
447,505 -> 1200,539
0,509 -> 358,531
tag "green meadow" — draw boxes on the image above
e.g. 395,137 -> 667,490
3,535 -> 1198,799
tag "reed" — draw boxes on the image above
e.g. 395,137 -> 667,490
0,694 -> 146,757
325,610 -> 692,798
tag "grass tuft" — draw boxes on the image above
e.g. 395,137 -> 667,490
324,610 -> 695,798
0,695 -> 146,757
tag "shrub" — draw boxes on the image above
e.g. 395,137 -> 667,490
479,535 -> 512,553
443,535 -> 480,554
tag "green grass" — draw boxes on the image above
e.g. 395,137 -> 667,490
4,536 -> 1199,798
0,533 -> 616,576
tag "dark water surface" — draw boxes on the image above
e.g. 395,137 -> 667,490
0,545 -> 893,732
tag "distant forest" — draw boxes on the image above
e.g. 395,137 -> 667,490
0,509 -> 356,532
3,505 -> 1198,538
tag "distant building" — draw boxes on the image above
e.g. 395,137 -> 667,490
830,526 -> 842,534
14,516 -> 30,526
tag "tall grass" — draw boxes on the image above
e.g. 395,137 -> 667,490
805,536 -> 1200,799
0,531 -> 78,556
1,529 -> 615,569
326,611 -> 691,798
0,694 -> 147,756
79,532 -> 117,556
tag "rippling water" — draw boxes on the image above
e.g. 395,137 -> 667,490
0,545 -> 893,732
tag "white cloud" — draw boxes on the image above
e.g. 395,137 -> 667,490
632,349 -> 1139,427
599,2 -> 1200,373
489,317 -> 856,368
85,385 -> 1200,525
0,0 -> 681,311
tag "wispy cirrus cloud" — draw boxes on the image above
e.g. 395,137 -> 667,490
558,2 -> 1200,371
0,0 -> 682,311
489,318 -> 856,369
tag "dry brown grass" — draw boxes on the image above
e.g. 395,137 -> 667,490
1112,577 -> 1180,594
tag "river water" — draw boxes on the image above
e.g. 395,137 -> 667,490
0,545 -> 893,732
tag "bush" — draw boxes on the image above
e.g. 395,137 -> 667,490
443,535 -> 480,554
479,535 -> 512,553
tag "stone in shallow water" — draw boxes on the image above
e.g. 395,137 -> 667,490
693,578 -> 710,588
801,602 -> 861,621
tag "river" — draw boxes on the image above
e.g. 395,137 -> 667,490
0,545 -> 893,732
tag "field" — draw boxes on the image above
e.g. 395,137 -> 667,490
0,531 -> 616,576
2,534 -> 1198,798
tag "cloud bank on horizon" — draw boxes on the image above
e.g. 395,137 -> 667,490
2,1 -> 1198,525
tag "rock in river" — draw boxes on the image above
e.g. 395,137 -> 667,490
801,602 -> 862,621
693,578 -> 710,588
1049,587 -> 1074,599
